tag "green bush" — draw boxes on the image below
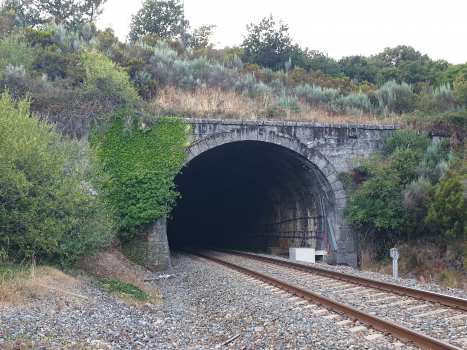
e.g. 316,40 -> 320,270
80,48 -> 139,110
454,74 -> 467,107
345,129 -> 448,248
345,155 -> 404,235
0,34 -> 37,72
0,92 -> 115,266
425,161 -> 467,240
383,127 -> 430,155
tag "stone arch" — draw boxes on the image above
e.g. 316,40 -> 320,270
179,127 -> 355,266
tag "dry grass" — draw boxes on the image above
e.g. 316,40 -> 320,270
1,249 -> 160,309
359,251 -> 393,275
0,264 -> 30,306
76,249 -> 159,300
438,270 -> 466,289
358,242 -> 467,290
0,264 -> 86,308
154,86 -> 403,125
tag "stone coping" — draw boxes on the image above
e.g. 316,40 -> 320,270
181,118 -> 399,130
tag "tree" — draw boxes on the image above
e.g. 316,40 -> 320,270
338,55 -> 381,84
371,45 -> 430,68
436,63 -> 467,87
0,92 -> 114,265
298,49 -> 343,78
241,14 -> 296,71
368,46 -> 450,86
453,73 -> 467,106
129,0 -> 188,43
191,24 -> 216,49
4,0 -> 106,29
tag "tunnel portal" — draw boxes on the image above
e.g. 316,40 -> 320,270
168,141 -> 336,255
144,119 -> 397,270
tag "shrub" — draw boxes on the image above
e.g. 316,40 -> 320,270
235,73 -> 272,98
225,54 -> 244,70
33,44 -> 72,81
376,80 -> 413,115
415,139 -> 453,184
79,48 -> 140,129
345,156 -> 405,235
425,161 -> 467,240
0,92 -> 114,266
335,90 -> 372,113
43,19 -> 98,53
345,128 -> 447,247
0,34 -> 37,72
432,83 -> 457,107
383,128 -> 430,155
0,11 -> 18,37
292,83 -> 340,105
276,93 -> 301,112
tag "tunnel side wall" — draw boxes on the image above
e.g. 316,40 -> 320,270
184,119 -> 397,267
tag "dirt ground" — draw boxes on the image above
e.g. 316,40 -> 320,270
76,248 -> 158,293
1,248 -> 160,309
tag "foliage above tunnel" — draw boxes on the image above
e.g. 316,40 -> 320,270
1,3 -> 466,138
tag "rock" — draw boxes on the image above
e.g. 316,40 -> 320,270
420,276 -> 426,283
90,340 -> 113,349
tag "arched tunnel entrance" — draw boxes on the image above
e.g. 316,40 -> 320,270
168,140 -> 346,260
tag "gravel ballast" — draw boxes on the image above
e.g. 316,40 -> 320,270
1,251 -> 456,349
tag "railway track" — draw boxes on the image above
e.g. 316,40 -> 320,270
180,248 -> 467,350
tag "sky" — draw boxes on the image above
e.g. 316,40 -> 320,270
96,0 -> 467,64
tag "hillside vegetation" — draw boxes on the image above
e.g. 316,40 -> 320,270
0,0 -> 466,277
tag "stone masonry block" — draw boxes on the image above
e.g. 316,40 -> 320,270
288,138 -> 301,153
326,172 -> 338,185
188,142 -> 202,159
146,218 -> 172,272
333,189 -> 347,200
196,140 -> 209,154
321,163 -> 336,177
240,127 -> 258,141
331,180 -> 344,192
335,197 -> 347,209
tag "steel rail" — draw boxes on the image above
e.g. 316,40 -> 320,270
217,249 -> 467,311
181,249 -> 462,350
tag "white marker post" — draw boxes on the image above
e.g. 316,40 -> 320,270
390,248 -> 399,279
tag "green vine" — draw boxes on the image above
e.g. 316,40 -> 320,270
90,112 -> 190,242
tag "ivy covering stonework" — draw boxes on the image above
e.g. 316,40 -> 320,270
90,113 -> 189,242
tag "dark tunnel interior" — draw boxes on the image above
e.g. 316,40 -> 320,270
167,141 -> 333,252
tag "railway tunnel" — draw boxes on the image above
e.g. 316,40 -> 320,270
167,140 -> 341,259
